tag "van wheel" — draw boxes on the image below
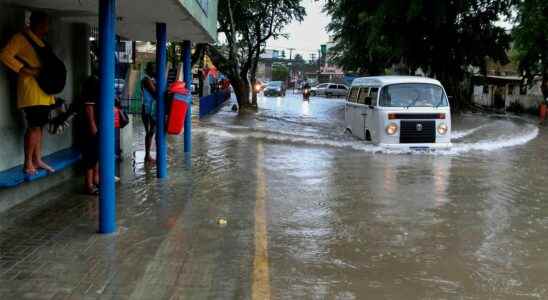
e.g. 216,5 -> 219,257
325,92 -> 332,98
365,130 -> 372,141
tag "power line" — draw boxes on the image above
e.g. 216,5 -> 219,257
264,45 -> 322,53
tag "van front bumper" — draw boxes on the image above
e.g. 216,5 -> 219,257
378,142 -> 452,151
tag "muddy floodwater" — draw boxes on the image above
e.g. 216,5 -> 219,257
1,92 -> 547,299
195,93 -> 548,299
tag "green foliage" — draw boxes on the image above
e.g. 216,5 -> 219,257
323,0 -> 514,87
272,64 -> 289,81
293,53 -> 305,64
513,0 -> 548,97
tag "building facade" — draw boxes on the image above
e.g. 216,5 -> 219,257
471,57 -> 544,111
0,0 -> 218,212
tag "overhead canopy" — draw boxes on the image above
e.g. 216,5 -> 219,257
1,0 -> 217,43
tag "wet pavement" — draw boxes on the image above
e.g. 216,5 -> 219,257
1,92 -> 548,299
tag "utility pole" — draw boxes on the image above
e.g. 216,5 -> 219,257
318,49 -> 321,70
288,48 -> 295,61
288,48 -> 295,87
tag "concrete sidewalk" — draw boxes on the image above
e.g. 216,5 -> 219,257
0,141 -> 260,299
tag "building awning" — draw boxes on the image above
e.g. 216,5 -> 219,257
2,0 -> 216,43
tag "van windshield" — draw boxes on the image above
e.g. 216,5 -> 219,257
379,83 -> 448,107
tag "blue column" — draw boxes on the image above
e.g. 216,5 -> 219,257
155,23 -> 168,178
98,0 -> 116,234
182,40 -> 192,154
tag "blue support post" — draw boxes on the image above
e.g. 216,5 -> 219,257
155,23 -> 168,178
98,0 -> 116,234
182,40 -> 192,154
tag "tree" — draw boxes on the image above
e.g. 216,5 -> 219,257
272,64 -> 289,81
293,53 -> 305,64
513,0 -> 548,99
324,0 -> 514,109
196,0 -> 305,109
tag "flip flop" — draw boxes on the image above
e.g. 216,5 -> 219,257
24,168 -> 37,176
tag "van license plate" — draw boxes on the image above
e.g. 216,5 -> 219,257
410,146 -> 431,151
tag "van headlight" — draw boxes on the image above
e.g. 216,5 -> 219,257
437,123 -> 448,135
386,123 -> 398,135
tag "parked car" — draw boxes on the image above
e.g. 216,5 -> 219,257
311,83 -> 348,97
345,76 -> 451,150
263,81 -> 286,97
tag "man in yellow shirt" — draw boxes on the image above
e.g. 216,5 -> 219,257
0,12 -> 55,175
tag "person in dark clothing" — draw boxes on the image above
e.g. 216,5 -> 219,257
78,76 -> 100,195
167,67 -> 178,86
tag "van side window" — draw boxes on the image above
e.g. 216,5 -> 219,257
348,87 -> 359,102
358,88 -> 370,105
369,88 -> 379,105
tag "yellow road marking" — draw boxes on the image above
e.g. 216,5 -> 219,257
252,143 -> 271,300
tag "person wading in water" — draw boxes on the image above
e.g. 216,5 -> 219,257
141,62 -> 157,164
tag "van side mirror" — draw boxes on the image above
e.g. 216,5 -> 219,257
368,105 -> 375,109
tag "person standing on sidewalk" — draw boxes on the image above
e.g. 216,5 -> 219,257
0,12 -> 55,175
141,62 -> 157,164
77,76 -> 100,195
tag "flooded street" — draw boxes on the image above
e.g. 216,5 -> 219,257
194,92 -> 548,299
1,92 -> 548,299
0,0 -> 545,298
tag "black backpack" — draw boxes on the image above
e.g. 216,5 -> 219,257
22,32 -> 66,95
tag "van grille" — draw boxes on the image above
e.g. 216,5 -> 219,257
400,121 -> 436,143
392,113 -> 442,120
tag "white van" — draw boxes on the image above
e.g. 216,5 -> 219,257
345,76 -> 451,149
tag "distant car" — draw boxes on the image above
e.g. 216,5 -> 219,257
311,83 -> 348,97
263,81 -> 286,97
310,83 -> 327,96
114,78 -> 125,96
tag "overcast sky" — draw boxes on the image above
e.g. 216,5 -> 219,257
266,0 -> 330,61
